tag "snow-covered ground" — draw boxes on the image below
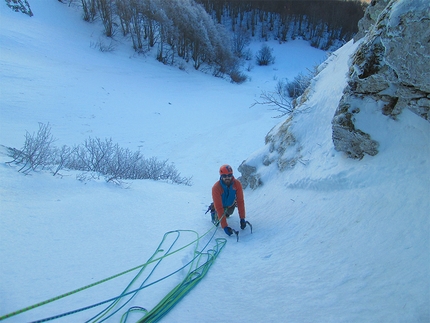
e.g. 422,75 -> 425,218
0,2 -> 428,323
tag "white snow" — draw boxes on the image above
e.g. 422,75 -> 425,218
0,2 -> 429,323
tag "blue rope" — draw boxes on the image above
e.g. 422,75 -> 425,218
24,224 -> 222,323
91,228 -> 222,322
86,231 -> 184,323
135,238 -> 226,323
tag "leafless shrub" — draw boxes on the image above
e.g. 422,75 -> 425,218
96,0 -> 114,37
81,0 -> 96,22
7,123 -> 192,186
7,123 -> 56,174
256,44 -> 275,66
232,26 -> 251,58
52,145 -> 78,176
76,171 -> 100,182
76,137 -> 114,173
230,69 -> 247,84
250,82 -> 294,118
285,68 -> 317,99
5,0 -> 33,17
90,39 -> 116,52
252,64 -> 319,117
104,145 -> 143,183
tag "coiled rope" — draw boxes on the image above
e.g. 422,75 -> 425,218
0,220 -> 225,322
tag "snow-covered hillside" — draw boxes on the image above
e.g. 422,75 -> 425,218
0,2 -> 428,323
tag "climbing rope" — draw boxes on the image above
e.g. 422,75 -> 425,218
87,230 -> 190,323
87,229 -> 223,323
0,221 -> 224,322
135,238 -> 226,323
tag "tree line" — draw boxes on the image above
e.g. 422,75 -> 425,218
79,0 -> 366,80
198,0 -> 366,49
82,0 -> 238,79
6,0 -> 366,79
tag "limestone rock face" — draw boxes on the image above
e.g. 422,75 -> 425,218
332,94 -> 380,159
237,162 -> 261,190
238,0 -> 429,186
354,0 -> 390,42
237,113 -> 303,189
332,0 -> 430,159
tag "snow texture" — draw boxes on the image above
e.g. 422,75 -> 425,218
0,2 -> 429,323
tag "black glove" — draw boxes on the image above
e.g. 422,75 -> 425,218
240,218 -> 246,230
224,227 -> 233,236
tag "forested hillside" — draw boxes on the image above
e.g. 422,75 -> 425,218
198,0 -> 366,49
9,0 -> 366,80
77,0 -> 366,78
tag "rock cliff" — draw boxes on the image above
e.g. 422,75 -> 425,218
238,0 -> 430,188
332,0 -> 430,159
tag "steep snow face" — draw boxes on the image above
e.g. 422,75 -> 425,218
240,0 -> 430,176
239,39 -> 361,186
0,1 -> 429,323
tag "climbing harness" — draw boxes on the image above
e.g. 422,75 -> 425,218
206,202 -> 253,239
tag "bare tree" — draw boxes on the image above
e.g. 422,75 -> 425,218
232,26 -> 251,58
96,0 -> 114,37
81,0 -> 96,22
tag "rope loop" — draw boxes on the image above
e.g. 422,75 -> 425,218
0,221 -> 224,323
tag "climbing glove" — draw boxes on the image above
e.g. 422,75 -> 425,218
240,218 -> 247,230
224,227 -> 233,236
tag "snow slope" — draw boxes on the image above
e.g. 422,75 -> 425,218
0,2 -> 428,323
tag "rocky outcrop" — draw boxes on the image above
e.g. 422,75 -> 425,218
354,0 -> 390,42
237,162 -> 261,190
332,94 -> 379,159
238,113 -> 304,189
238,0 -> 429,187
332,0 -> 430,159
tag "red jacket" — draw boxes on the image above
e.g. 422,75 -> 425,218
212,177 -> 245,228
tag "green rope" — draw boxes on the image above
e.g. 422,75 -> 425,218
0,223 -> 221,322
135,238 -> 227,323
28,228 -> 221,323
88,230 -> 201,322
90,226 -> 224,323
120,307 -> 148,323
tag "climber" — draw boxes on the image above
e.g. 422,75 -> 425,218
211,164 -> 247,236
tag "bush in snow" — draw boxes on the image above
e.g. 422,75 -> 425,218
255,44 -> 275,66
284,67 -> 318,99
250,84 -> 293,118
7,123 -> 192,186
251,65 -> 319,117
7,122 -> 56,174
229,68 -> 247,84
90,38 -> 116,52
